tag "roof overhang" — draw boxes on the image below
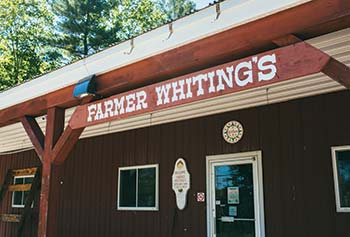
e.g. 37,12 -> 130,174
0,28 -> 349,154
1,0 -> 349,127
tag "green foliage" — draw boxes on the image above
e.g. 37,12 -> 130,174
0,0 -> 63,91
157,0 -> 196,21
50,0 -> 119,59
114,0 -> 168,40
50,0 -> 169,58
0,0 -> 197,91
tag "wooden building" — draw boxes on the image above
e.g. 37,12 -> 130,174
0,0 -> 349,236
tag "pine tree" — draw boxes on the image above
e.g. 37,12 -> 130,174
50,0 -> 119,59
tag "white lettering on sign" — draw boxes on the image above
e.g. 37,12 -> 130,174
153,54 -> 277,106
172,158 -> 190,210
84,54 -> 277,124
87,90 -> 148,122
258,54 -> 277,81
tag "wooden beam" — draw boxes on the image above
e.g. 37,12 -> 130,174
274,34 -> 350,88
51,125 -> 84,165
8,184 -> 32,192
69,42 -> 332,130
322,57 -> 350,88
0,0 -> 349,127
38,152 -> 51,237
272,34 -> 302,47
20,116 -> 44,159
38,107 -> 65,237
45,107 -> 65,151
1,214 -> 21,223
12,167 -> 38,177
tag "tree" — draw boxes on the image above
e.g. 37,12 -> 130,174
0,0 -> 63,91
50,0 -> 120,59
114,0 -> 168,40
51,0 -> 168,59
157,0 -> 196,21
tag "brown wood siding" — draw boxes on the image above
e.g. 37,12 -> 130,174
1,90 -> 350,236
0,150 -> 41,237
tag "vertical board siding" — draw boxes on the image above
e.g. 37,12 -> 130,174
1,90 -> 350,236
0,150 -> 41,237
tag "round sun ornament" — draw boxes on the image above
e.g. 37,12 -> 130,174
222,120 -> 244,144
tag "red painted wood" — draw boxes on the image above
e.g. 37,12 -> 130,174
273,34 -> 302,47
0,150 -> 41,237
322,57 -> 350,88
38,107 -> 65,237
20,116 -> 45,160
273,35 -> 350,88
0,0 -> 349,128
51,125 -> 85,165
69,42 -> 330,129
2,90 -> 350,236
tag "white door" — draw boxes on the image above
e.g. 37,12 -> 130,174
207,151 -> 265,237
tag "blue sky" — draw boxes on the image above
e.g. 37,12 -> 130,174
194,0 -> 213,9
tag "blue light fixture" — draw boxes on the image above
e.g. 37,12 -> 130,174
73,75 -> 97,98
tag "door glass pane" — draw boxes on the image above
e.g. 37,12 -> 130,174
119,169 -> 136,207
138,167 -> 156,207
214,163 -> 255,237
336,150 -> 350,207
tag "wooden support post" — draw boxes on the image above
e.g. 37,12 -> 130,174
21,99 -> 92,236
38,107 -> 64,237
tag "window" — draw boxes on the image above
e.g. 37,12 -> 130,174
117,164 -> 159,211
332,146 -> 350,212
12,175 -> 34,208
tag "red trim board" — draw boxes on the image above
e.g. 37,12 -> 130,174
69,42 -> 330,129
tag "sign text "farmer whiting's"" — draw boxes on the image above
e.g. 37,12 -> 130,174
86,54 -> 276,122
70,42 -> 329,129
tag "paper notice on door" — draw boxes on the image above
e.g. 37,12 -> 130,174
227,187 -> 239,204
229,206 -> 237,216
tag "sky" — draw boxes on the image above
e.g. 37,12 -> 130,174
193,0 -> 213,9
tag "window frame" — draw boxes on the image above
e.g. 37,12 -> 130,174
11,174 -> 34,208
117,164 -> 159,211
331,145 -> 350,212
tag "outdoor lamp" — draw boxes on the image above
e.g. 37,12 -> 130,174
73,74 -> 97,98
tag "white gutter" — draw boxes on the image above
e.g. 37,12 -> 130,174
0,0 -> 310,110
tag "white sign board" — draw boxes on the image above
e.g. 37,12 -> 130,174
227,187 -> 239,204
172,158 -> 190,210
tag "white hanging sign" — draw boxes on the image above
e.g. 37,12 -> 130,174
172,158 -> 190,210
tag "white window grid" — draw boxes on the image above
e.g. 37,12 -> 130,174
11,174 -> 34,208
117,164 -> 159,211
